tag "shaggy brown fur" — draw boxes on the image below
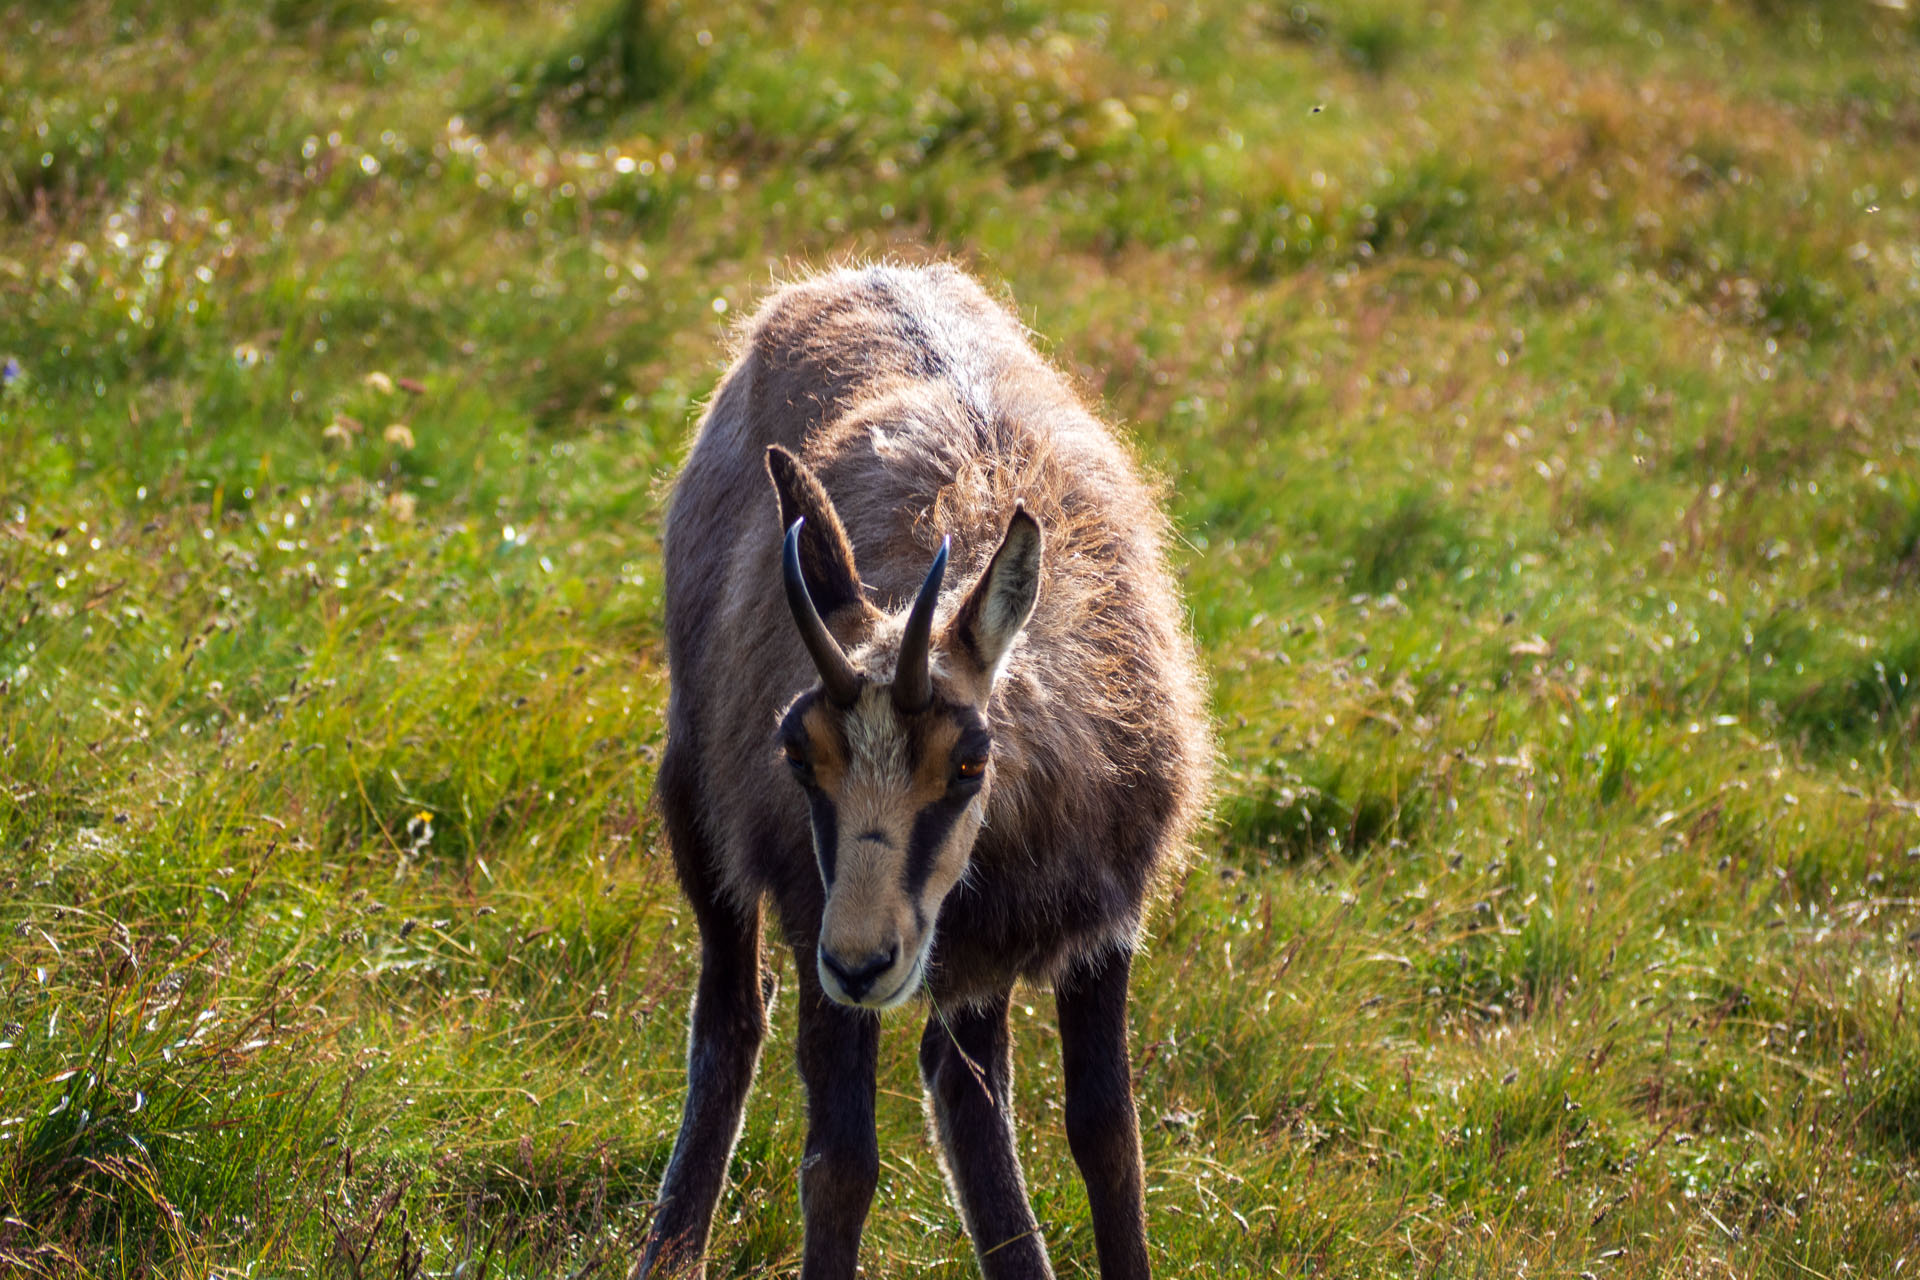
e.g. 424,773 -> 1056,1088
637,262 -> 1209,1280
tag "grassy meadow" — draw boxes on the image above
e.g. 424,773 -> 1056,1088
5,0 -> 1920,1274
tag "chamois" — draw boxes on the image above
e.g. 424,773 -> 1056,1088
637,262 -> 1208,1280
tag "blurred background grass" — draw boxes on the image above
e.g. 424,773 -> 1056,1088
2,0 -> 1919,1275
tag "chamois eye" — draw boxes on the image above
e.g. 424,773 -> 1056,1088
955,758 -> 987,782
784,745 -> 814,780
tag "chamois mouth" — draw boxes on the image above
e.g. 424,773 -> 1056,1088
868,955 -> 925,1010
819,947 -> 927,1011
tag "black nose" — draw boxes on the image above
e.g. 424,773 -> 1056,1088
819,945 -> 897,1001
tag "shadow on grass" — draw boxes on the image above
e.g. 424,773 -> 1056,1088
1219,750 -> 1427,866
1748,618 -> 1920,758
475,0 -> 677,135
1345,485 -> 1472,595
1266,2 -> 1411,75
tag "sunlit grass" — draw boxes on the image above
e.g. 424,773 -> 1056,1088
3,0 -> 1919,1275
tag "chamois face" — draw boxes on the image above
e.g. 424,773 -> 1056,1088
765,443 -> 1042,1010
776,679 -> 994,1009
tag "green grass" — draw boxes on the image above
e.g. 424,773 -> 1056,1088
4,0 -> 1920,1275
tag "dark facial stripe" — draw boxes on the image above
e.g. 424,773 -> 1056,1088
902,793 -> 972,899
807,791 -> 839,887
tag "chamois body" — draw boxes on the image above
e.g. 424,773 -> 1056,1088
639,263 -> 1208,1280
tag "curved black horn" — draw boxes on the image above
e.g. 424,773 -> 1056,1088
891,536 -> 949,714
784,518 -> 862,707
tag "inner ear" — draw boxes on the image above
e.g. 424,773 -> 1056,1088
949,505 -> 1042,681
767,445 -> 863,617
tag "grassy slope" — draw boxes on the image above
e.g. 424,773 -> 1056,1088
3,0 -> 1919,1275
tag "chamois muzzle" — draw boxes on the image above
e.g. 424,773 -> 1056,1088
891,538 -> 949,714
783,518 -> 861,706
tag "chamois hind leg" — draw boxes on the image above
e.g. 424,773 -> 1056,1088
791,948 -> 882,1280
635,747 -> 768,1280
919,992 -> 1054,1280
1055,947 -> 1149,1280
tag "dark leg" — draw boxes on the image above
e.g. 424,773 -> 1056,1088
919,993 -> 1054,1279
636,751 -> 768,1280
1056,948 -> 1149,1280
792,950 -> 882,1280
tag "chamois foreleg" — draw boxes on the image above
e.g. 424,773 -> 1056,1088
919,992 -> 1054,1280
1056,947 -> 1150,1280
636,751 -> 768,1280
792,949 -> 882,1280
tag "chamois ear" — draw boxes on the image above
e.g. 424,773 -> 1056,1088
766,445 -> 863,617
950,505 -> 1042,683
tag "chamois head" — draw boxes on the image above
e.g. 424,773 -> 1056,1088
766,446 -> 1041,1010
